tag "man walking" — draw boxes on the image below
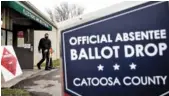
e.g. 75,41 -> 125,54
37,33 -> 51,70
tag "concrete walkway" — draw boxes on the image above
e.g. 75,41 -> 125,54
1,69 -> 43,88
12,69 -> 62,96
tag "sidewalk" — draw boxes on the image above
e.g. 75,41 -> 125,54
1,69 -> 43,88
12,69 -> 61,96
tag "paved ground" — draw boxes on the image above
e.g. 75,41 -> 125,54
12,69 -> 62,96
2,69 -> 43,88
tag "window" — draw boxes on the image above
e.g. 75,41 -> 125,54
7,31 -> 13,45
1,29 -> 6,45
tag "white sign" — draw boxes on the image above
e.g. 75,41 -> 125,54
17,38 -> 25,47
0,46 -> 22,82
24,44 -> 31,49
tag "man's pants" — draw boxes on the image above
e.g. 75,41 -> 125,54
37,49 -> 49,69
49,58 -> 53,68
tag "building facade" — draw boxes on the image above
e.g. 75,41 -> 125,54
1,1 -> 59,69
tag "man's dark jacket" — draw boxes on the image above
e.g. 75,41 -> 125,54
38,38 -> 51,51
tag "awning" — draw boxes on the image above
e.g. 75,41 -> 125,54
2,1 -> 52,30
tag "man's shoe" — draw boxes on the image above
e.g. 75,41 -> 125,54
48,67 -> 55,69
37,64 -> 41,70
50,67 -> 55,69
45,68 -> 51,71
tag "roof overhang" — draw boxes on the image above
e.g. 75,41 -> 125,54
2,1 -> 52,30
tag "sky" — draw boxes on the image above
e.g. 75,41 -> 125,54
29,0 -> 123,18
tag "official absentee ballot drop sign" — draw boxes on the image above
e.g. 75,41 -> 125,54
61,2 -> 169,96
1,46 -> 22,82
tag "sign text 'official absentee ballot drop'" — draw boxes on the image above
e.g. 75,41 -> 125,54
61,1 -> 169,96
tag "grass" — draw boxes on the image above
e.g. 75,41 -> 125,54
1,88 -> 31,96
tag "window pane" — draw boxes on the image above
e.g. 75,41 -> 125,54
7,31 -> 13,45
1,29 -> 6,45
